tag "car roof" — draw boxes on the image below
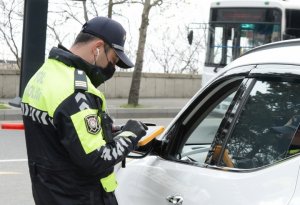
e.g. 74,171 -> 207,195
225,39 -> 300,70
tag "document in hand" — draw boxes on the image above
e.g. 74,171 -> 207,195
138,126 -> 165,146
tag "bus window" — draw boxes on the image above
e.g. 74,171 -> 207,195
205,8 -> 282,67
286,9 -> 300,39
212,27 -> 223,65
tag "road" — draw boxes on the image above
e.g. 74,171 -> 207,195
0,118 -> 172,205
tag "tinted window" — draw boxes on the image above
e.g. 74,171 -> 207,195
222,80 -> 300,169
176,76 -> 245,165
206,8 -> 281,67
179,93 -> 236,164
185,92 -> 235,145
286,9 -> 300,38
205,23 -> 281,66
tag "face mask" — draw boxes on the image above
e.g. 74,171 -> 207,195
102,62 -> 116,81
90,62 -> 116,87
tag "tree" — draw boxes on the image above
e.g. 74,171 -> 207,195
47,0 -> 134,47
47,0 -> 86,47
128,0 -> 162,106
149,25 -> 206,74
0,0 -> 23,69
107,0 -> 130,18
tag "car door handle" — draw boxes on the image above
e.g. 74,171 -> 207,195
166,194 -> 183,205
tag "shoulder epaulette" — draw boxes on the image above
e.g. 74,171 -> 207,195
74,69 -> 88,91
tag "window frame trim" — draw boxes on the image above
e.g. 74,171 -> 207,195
216,78 -> 257,166
163,76 -> 248,165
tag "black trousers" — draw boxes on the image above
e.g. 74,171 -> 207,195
29,163 -> 118,205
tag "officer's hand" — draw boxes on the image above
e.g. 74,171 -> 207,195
112,124 -> 122,133
122,120 -> 148,143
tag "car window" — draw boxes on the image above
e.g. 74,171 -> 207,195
163,75 -> 250,165
179,92 -> 236,164
220,80 -> 300,169
187,94 -> 235,144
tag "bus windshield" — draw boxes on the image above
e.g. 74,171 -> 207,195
205,8 -> 281,67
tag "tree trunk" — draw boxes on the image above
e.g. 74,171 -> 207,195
128,0 -> 151,106
83,1 -> 89,21
108,0 -> 113,18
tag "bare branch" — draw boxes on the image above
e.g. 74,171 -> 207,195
63,0 -> 84,25
0,0 -> 21,68
0,28 -> 16,58
47,24 -> 63,45
8,6 -> 19,56
112,0 -> 128,5
129,1 -> 143,4
90,0 -> 99,16
150,0 -> 162,7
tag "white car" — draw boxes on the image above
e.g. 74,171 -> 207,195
115,39 -> 300,205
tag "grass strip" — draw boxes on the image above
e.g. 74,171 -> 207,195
0,103 -> 9,109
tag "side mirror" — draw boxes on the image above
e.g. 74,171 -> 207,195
187,30 -> 194,45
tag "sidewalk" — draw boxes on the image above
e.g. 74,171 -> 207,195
0,98 -> 190,121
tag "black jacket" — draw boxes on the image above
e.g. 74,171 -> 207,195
21,46 -> 135,205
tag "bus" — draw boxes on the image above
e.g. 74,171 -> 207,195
201,0 -> 300,85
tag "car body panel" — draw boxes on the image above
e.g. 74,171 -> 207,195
116,40 -> 300,205
289,166 -> 300,205
116,156 -> 300,205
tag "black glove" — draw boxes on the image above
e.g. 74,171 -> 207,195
121,120 -> 148,143
112,124 -> 123,137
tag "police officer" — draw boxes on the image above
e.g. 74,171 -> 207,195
21,17 -> 147,205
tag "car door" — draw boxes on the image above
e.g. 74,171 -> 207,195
115,72 -> 246,204
116,65 -> 300,205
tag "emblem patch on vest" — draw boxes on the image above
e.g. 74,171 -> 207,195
84,115 -> 101,134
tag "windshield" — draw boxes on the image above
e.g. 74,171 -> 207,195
205,8 -> 282,67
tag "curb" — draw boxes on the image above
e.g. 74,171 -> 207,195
0,108 -> 181,121
0,109 -> 22,121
